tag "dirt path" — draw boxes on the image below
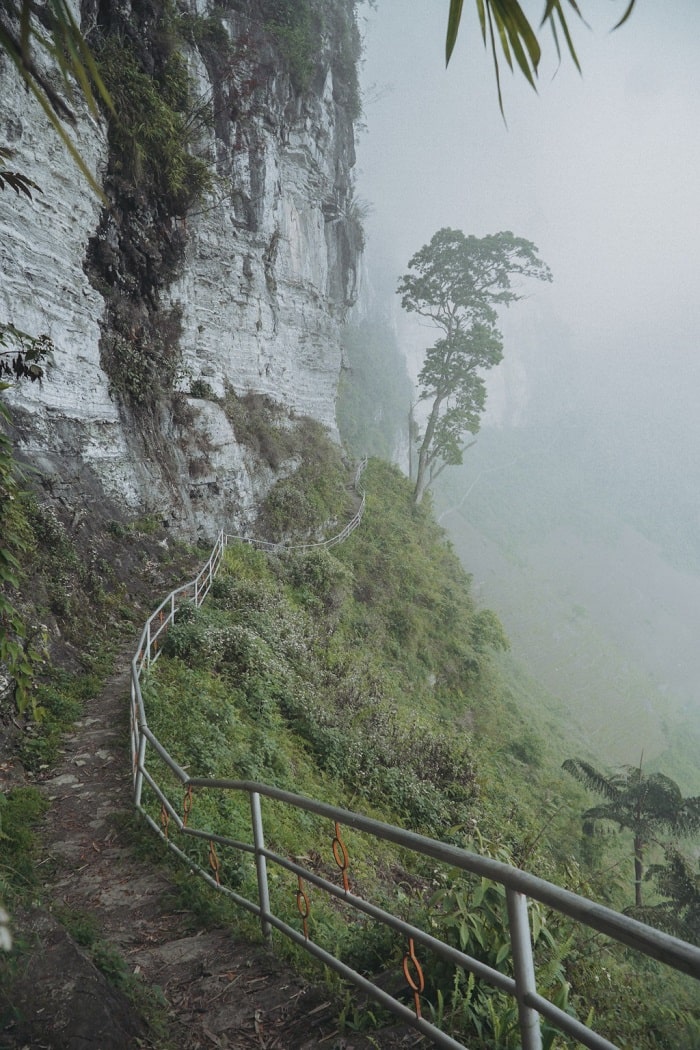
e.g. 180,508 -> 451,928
3,654 -> 418,1049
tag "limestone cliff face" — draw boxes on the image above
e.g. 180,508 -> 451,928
0,0 -> 361,536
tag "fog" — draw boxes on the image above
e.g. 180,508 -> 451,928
356,1 -> 700,783
358,0 -> 700,390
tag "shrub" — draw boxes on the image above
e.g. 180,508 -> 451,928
97,40 -> 213,214
189,378 -> 215,399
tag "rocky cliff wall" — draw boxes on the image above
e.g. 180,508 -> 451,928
0,0 -> 361,537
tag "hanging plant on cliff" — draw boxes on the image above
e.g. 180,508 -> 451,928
0,147 -> 39,198
95,36 -> 213,215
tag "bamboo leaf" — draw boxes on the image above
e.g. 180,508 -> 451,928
506,25 -> 538,87
505,0 -> 542,72
27,78 -> 106,201
613,0 -> 637,30
475,0 -> 487,43
485,4 -> 506,119
549,0 -> 582,72
492,9 -> 514,72
53,0 -> 113,114
446,0 -> 465,65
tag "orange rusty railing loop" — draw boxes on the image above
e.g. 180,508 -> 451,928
183,784 -> 193,827
402,937 -> 425,1020
160,802 -> 170,839
332,821 -> 350,893
296,875 -> 310,940
208,840 -> 221,886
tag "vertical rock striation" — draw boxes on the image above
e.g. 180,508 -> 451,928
0,0 -> 362,536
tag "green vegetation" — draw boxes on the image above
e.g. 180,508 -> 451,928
96,37 -> 212,215
224,390 -> 305,471
0,336 -> 57,717
563,759 -> 700,908
445,0 -> 637,113
641,847 -> 700,944
257,0 -> 362,116
99,304 -> 185,411
0,787 -> 47,905
261,0 -> 320,93
0,402 -> 41,718
222,391 -> 356,539
89,4 -> 214,413
137,454 -> 698,1047
259,422 -> 353,539
0,468 -> 196,748
398,228 -> 551,504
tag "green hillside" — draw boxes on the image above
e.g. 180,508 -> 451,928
139,454 -> 699,1048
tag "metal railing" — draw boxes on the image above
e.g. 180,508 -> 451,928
129,467 -> 700,1050
228,456 -> 367,555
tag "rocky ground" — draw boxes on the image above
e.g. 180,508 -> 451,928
1,654 -> 422,1049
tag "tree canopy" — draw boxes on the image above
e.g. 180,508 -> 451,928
398,228 -> 551,504
641,847 -> 700,944
563,758 -> 700,908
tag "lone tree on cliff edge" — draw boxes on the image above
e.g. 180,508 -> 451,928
398,228 -> 551,505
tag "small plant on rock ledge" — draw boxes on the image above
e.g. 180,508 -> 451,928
189,378 -> 215,400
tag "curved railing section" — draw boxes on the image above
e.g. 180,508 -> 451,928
129,459 -> 700,1050
230,456 -> 367,555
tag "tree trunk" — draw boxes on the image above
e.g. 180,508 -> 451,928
634,836 -> 644,908
413,461 -> 430,505
412,394 -> 444,504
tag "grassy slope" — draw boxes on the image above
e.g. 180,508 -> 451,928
141,456 -> 699,1049
147,459 -> 586,862
2,418 -> 696,1046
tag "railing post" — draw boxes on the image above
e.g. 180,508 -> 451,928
250,791 -> 272,942
134,725 -> 147,808
145,620 -> 151,665
130,672 -> 139,788
506,888 -> 542,1050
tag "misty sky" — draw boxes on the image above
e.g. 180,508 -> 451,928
354,2 -> 700,767
356,1 -> 700,424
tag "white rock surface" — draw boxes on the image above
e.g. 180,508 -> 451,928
0,8 -> 358,537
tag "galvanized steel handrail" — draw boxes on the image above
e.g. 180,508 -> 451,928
129,458 -> 700,1050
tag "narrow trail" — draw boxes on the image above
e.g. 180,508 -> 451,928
6,650 -> 409,1049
